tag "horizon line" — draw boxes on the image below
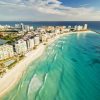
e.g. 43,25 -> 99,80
0,20 -> 100,22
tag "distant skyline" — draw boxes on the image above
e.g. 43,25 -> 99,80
0,0 -> 100,21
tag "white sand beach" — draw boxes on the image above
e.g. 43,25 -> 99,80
73,30 -> 94,34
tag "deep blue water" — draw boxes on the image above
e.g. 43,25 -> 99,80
1,32 -> 100,100
0,21 -> 100,32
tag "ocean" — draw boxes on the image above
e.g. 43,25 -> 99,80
0,22 -> 100,100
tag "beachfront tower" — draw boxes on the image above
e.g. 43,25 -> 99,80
26,38 -> 35,51
34,36 -> 40,46
0,44 -> 14,60
14,40 -> 27,55
84,24 -> 88,30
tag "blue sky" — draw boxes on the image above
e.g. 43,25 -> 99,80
0,0 -> 100,21
61,0 -> 100,7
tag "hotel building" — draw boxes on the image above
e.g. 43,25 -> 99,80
26,38 -> 35,50
34,36 -> 40,46
14,40 -> 27,55
0,44 -> 14,60
77,25 -> 83,31
41,34 -> 48,42
84,24 -> 88,30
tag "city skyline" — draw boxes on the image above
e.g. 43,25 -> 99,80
0,0 -> 100,21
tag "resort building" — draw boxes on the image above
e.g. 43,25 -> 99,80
21,23 -> 25,31
68,26 -> 71,29
74,25 -> 78,30
15,24 -> 21,29
0,25 -> 5,29
77,25 -> 83,31
41,34 -> 48,42
0,44 -> 14,60
24,25 -> 30,32
26,38 -> 35,50
29,26 -> 34,30
14,40 -> 27,55
49,32 -> 55,38
55,29 -> 60,34
34,36 -> 40,46
61,28 -> 70,33
84,24 -> 88,30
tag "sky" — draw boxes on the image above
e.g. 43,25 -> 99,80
0,0 -> 100,21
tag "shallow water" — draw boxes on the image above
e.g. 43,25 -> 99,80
2,32 -> 100,100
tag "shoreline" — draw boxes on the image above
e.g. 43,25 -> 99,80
0,30 -> 94,98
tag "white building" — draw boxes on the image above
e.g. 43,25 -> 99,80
30,26 -> 34,30
61,28 -> 70,33
77,25 -> 83,31
0,44 -> 14,60
24,25 -> 30,32
68,26 -> 71,29
0,25 -> 5,29
34,36 -> 40,46
84,24 -> 88,30
49,33 -> 55,38
15,24 -> 20,28
74,25 -> 78,30
26,38 -> 35,50
15,24 -> 18,28
14,40 -> 27,54
42,34 -> 48,42
20,23 -> 25,31
55,29 -> 60,34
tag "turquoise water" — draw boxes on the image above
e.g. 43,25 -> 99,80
2,32 -> 100,100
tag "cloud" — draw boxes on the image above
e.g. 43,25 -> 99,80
79,4 -> 89,7
0,0 -> 100,21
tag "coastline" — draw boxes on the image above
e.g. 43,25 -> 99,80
72,30 -> 94,34
0,30 -> 94,98
0,32 -> 70,98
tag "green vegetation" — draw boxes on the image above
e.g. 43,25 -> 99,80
1,33 -> 22,44
0,55 -> 25,77
0,63 -> 6,77
7,61 -> 17,69
7,55 -> 24,69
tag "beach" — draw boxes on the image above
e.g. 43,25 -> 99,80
0,32 -> 70,98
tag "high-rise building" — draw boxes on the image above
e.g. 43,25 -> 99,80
84,24 -> 88,30
29,26 -> 34,30
0,44 -> 14,60
34,36 -> 40,46
15,24 -> 21,28
77,25 -> 83,31
74,25 -> 78,30
26,38 -> 35,50
41,34 -> 48,42
24,25 -> 30,32
14,40 -> 27,55
21,23 -> 25,31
